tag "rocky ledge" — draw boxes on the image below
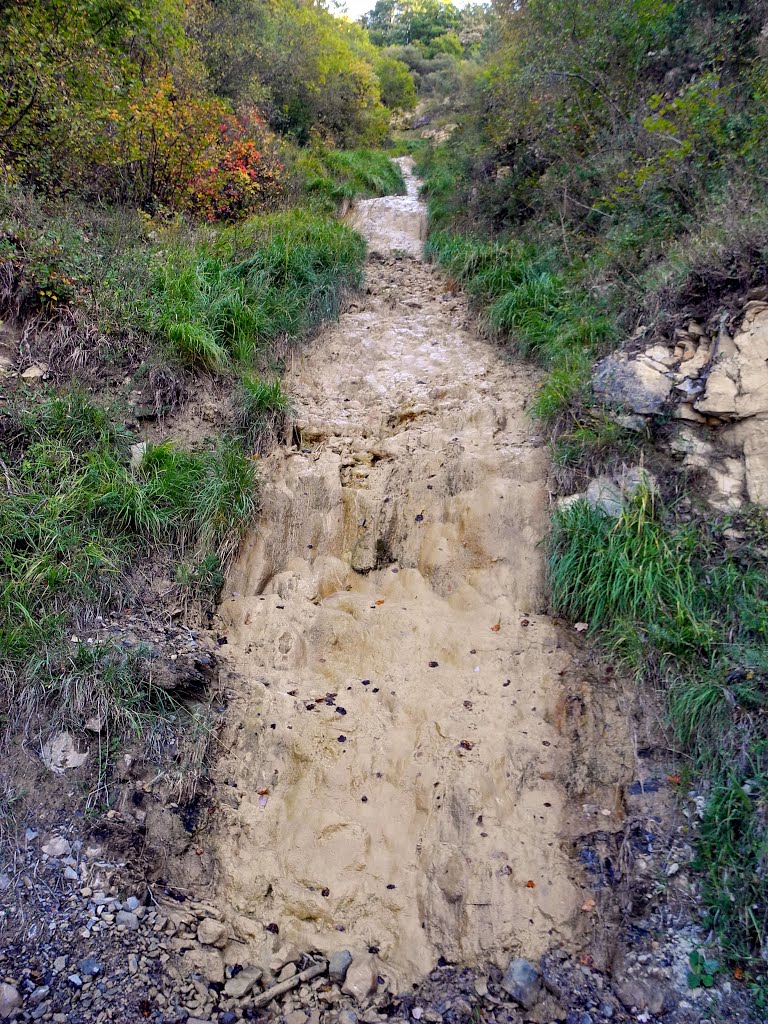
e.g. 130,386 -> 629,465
594,294 -> 768,510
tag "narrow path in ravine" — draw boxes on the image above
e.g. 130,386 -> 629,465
212,158 -> 633,989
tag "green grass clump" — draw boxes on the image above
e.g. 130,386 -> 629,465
147,208 -> 366,370
0,390 -> 258,732
548,491 -> 768,962
424,229 -> 616,418
235,374 -> 292,451
296,148 -> 405,207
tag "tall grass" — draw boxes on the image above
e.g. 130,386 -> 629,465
424,229 -> 615,418
147,208 -> 366,370
549,491 -> 768,961
235,373 -> 292,452
296,148 -> 405,207
0,391 -> 258,733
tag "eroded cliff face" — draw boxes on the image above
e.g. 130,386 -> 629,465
594,298 -> 768,512
209,159 -> 633,986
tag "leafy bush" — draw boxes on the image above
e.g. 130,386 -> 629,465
376,55 -> 418,111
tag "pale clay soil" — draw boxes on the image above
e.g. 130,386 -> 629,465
211,159 -> 634,988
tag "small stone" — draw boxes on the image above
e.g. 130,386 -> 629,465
183,947 -> 225,984
128,954 -> 139,975
220,1014 -> 238,1024
29,986 -> 50,1005
342,956 -> 378,1002
223,965 -> 263,998
285,1012 -> 308,1024
278,962 -> 297,982
53,956 -> 66,973
63,866 -> 79,880
21,363 -> 47,380
125,896 -> 141,911
78,958 -> 102,977
116,910 -> 139,930
42,836 -> 72,858
68,974 -> 84,989
329,950 -> 353,985
0,983 -> 21,1018
197,917 -> 228,947
339,1012 -> 358,1024
500,959 -> 541,1009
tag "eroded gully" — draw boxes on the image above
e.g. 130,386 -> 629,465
210,159 -> 633,989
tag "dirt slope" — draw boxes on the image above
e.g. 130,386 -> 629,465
211,159 -> 632,986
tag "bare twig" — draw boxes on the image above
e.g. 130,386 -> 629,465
544,70 -> 631,126
251,960 -> 328,1008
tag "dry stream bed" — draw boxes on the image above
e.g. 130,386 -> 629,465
211,160 -> 634,986
1,160 -> 757,1024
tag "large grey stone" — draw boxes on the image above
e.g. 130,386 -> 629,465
0,984 -> 21,1020
594,354 -> 672,415
329,949 -> 353,985
197,917 -> 228,948
342,956 -> 378,1001
500,958 -> 541,1009
223,965 -> 263,998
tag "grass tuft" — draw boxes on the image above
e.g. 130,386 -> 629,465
147,209 -> 366,371
548,491 -> 768,961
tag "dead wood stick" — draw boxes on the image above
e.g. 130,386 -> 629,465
251,960 -> 328,1008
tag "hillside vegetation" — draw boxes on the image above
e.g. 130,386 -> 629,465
0,0 -> 413,787
413,0 -> 768,977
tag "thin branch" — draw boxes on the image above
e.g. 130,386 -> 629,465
0,78 -> 39,144
544,70 -> 631,126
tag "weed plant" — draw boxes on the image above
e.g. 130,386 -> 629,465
548,490 -> 768,962
0,390 -> 257,735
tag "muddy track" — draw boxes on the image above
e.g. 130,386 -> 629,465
211,160 -> 633,987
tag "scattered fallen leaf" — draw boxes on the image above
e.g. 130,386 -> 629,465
667,772 -> 681,785
428,660 -> 439,668
520,618 -> 530,627
257,789 -> 270,796
459,739 -> 474,751
734,966 -> 744,981
574,622 -> 589,632
375,599 -> 385,605
581,897 -> 596,913
525,880 -> 536,888
490,623 -> 501,632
